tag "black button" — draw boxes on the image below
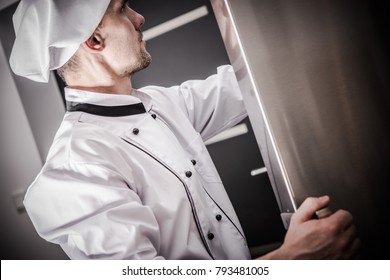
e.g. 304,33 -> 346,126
185,171 -> 192,178
151,114 -> 157,119
216,214 -> 222,221
133,128 -> 139,135
207,233 -> 214,240
191,159 -> 196,166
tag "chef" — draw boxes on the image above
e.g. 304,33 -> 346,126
10,0 -> 360,260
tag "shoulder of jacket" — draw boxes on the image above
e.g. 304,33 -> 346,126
45,113 -> 124,170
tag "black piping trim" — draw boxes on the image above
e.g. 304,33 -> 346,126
202,186 -> 247,242
66,101 -> 146,117
120,137 -> 215,259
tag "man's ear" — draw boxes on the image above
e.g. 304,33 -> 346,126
84,32 -> 104,51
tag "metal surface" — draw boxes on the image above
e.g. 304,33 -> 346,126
211,0 -> 390,258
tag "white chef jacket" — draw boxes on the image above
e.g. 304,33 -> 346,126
24,65 -> 251,260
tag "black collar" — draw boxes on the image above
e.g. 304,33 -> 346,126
66,101 -> 146,117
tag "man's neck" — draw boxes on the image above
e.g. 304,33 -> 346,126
67,76 -> 133,95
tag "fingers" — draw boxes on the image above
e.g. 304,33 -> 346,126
325,210 -> 360,259
328,209 -> 354,230
345,237 -> 361,259
339,224 -> 361,259
288,196 -> 361,259
293,196 -> 330,223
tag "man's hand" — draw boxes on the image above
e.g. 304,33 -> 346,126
258,196 -> 361,259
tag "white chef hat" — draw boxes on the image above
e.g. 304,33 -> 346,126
9,0 -> 111,83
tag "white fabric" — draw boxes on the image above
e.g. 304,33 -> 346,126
9,0 -> 111,83
24,65 -> 251,260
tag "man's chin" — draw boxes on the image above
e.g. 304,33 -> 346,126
126,53 -> 152,76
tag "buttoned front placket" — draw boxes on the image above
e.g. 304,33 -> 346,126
120,111 -> 219,259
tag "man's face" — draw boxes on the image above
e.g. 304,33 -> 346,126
99,0 -> 151,77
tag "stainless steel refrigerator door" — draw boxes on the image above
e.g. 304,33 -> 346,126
211,0 -> 390,258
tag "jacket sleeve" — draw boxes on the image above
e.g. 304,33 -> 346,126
142,65 -> 248,142
23,163 -> 165,260
176,65 -> 248,141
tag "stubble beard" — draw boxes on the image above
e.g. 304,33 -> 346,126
131,49 -> 152,75
125,31 -> 152,76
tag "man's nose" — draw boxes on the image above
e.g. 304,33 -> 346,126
130,9 -> 145,29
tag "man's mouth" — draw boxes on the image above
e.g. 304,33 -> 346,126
137,30 -> 143,42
